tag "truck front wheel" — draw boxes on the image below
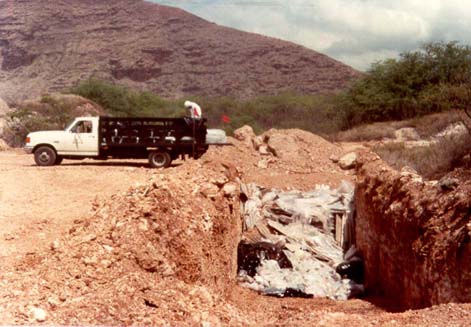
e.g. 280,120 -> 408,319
148,151 -> 171,168
34,146 -> 57,166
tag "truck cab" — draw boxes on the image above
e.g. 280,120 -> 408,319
24,117 -> 100,166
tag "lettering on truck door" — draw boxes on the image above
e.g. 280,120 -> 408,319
64,119 -> 98,156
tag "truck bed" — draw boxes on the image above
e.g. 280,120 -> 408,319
99,116 -> 207,148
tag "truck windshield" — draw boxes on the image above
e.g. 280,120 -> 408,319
64,119 -> 76,131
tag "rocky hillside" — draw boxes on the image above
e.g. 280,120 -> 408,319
0,0 -> 360,104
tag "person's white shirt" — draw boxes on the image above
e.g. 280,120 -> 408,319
184,100 -> 202,119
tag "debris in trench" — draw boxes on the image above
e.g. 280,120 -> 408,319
237,241 -> 292,277
237,181 -> 363,300
335,245 -> 364,284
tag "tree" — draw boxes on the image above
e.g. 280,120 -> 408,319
342,41 -> 471,128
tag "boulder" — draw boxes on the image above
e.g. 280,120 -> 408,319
339,152 -> 357,170
222,182 -> 238,197
258,145 -> 271,156
394,128 -> 420,141
233,125 -> 256,147
434,123 -> 468,139
252,135 -> 264,150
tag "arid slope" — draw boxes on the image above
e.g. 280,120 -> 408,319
0,0 -> 360,104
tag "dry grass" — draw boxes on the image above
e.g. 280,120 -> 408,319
333,121 -> 408,142
411,110 -> 464,137
373,133 -> 471,179
334,110 -> 464,142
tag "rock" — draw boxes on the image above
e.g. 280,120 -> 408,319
50,240 -> 61,251
211,176 -> 229,187
329,155 -> 339,163
200,182 -> 219,199
138,219 -> 149,231
252,135 -> 265,150
394,127 -> 420,141
438,177 -> 459,191
47,296 -> 60,308
223,182 -> 238,197
233,125 -> 256,147
30,307 -> 47,322
257,159 -> 268,169
400,166 -> 418,176
4,233 -> 15,241
258,145 -> 271,156
339,152 -> 357,170
435,123 -> 468,139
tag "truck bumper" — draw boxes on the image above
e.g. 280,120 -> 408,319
24,146 -> 33,154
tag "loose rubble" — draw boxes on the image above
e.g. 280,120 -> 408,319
0,127 -> 470,326
237,182 -> 362,300
339,152 -> 357,170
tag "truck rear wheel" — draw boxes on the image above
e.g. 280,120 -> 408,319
34,146 -> 57,166
148,151 -> 171,168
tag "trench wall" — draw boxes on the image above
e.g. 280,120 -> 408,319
354,152 -> 471,310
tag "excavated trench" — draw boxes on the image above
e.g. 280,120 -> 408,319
235,181 -> 363,300
234,152 -> 471,312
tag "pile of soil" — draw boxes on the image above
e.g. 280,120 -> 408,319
0,128 -> 470,325
0,162 -> 242,325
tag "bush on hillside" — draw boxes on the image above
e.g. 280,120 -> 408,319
70,79 -> 345,136
342,41 -> 471,128
70,79 -> 184,117
4,94 -> 102,147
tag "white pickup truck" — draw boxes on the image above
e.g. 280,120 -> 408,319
24,116 -> 226,168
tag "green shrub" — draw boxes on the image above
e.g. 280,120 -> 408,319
70,80 -> 345,136
4,95 -> 79,146
342,41 -> 471,127
70,79 -> 184,117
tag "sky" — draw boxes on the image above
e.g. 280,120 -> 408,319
148,0 -> 471,71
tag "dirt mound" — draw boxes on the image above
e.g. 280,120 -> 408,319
1,162 -> 242,325
223,126 -> 347,190
1,129 -> 470,325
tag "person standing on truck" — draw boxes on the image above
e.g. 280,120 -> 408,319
184,100 -> 202,119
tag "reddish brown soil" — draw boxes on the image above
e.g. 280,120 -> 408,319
0,135 -> 470,326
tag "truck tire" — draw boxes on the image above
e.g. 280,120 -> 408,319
54,156 -> 63,165
34,146 -> 57,166
148,151 -> 171,168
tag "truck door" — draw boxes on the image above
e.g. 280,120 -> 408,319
63,118 -> 99,155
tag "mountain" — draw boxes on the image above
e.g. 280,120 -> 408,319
0,0 -> 360,104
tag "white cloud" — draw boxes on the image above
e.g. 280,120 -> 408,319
149,0 -> 471,71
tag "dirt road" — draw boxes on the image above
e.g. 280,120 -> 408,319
0,150 -> 153,261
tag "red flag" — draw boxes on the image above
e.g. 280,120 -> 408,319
221,114 -> 231,123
